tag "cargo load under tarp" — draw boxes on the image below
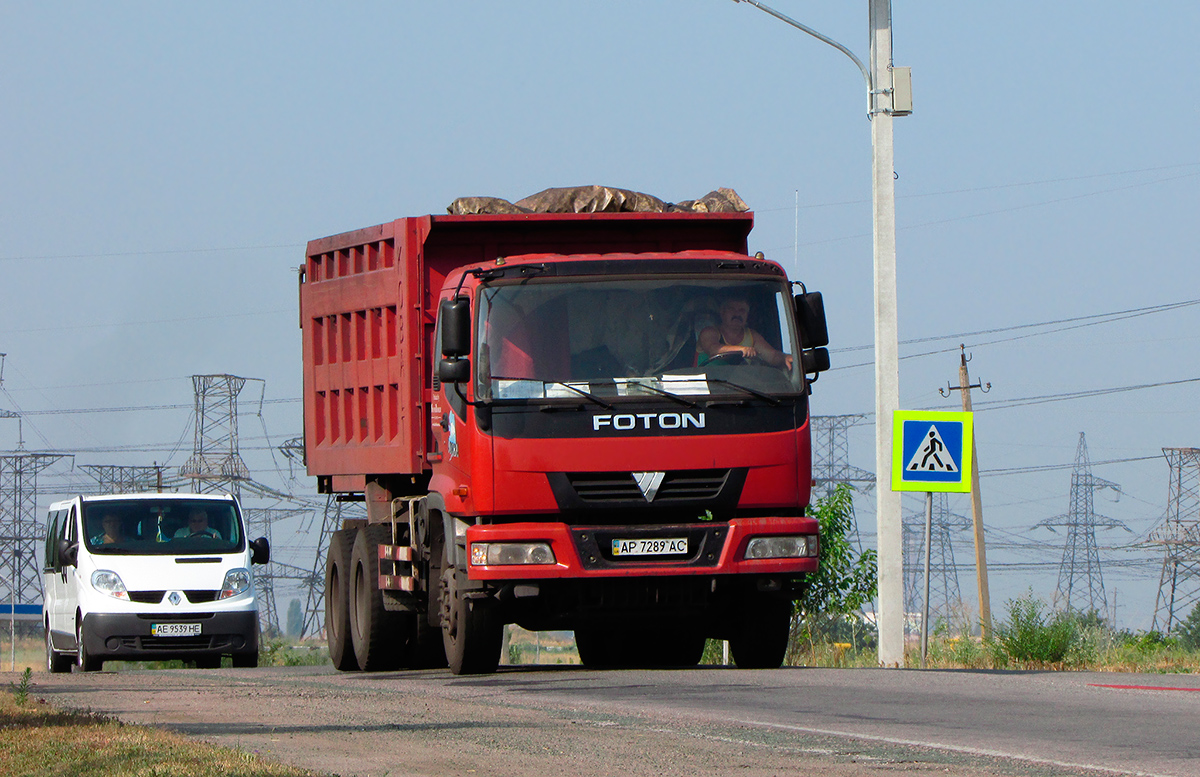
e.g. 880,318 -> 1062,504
447,185 -> 748,216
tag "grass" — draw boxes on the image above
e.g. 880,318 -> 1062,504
0,689 -> 327,777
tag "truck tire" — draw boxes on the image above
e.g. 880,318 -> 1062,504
440,565 -> 502,675
350,525 -> 405,671
574,628 -> 624,668
46,625 -> 72,674
648,630 -> 707,667
729,599 -> 793,669
325,528 -> 359,671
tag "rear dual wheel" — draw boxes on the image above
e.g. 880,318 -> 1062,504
349,525 -> 406,671
325,528 -> 358,670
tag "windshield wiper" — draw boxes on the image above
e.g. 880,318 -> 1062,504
703,378 -> 781,406
587,379 -> 700,408
548,382 -> 614,409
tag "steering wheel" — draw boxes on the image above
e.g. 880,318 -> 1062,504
706,351 -> 772,368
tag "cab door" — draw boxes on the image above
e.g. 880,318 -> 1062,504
42,509 -> 62,637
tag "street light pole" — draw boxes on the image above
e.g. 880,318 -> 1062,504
732,0 -> 906,666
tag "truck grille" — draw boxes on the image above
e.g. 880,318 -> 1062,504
565,469 -> 730,503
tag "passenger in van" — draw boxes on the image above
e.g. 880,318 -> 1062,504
174,508 -> 222,540
90,513 -> 124,545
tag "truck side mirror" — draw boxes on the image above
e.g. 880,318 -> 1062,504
58,539 -> 78,567
438,358 -> 471,384
794,291 -> 829,349
801,347 -> 831,375
250,537 -> 270,565
440,298 -> 471,357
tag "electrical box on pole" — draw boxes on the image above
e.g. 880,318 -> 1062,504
890,66 -> 913,115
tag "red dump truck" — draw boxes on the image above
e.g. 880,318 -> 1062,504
300,189 -> 830,674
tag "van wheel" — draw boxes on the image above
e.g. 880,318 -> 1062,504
232,652 -> 259,668
440,565 -> 501,675
76,620 -> 102,672
325,528 -> 358,671
46,626 -> 71,674
349,525 -> 405,671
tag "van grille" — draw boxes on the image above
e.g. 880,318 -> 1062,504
128,591 -> 165,604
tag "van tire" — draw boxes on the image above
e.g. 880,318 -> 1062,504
76,619 -> 102,672
46,626 -> 72,674
325,528 -> 359,671
349,525 -> 405,671
233,652 -> 259,668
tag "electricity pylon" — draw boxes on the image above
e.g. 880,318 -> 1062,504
903,493 -> 970,629
1035,433 -> 1128,614
0,452 -> 69,613
1150,448 -> 1200,633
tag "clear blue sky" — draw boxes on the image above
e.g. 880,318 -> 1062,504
2,2 -> 1197,630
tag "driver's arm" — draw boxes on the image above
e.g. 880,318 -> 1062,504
699,326 -> 756,359
750,331 -> 793,369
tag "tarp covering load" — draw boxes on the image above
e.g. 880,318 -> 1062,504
447,185 -> 749,216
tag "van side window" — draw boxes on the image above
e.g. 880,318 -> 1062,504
44,510 -> 62,571
64,507 -> 78,545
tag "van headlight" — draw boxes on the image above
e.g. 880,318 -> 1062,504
91,570 -> 129,600
219,568 -> 252,600
470,542 -> 556,566
744,535 -> 818,559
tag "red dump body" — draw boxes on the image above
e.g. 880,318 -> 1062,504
300,212 -> 754,489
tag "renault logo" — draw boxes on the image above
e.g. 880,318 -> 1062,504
633,472 -> 666,501
168,591 -> 182,606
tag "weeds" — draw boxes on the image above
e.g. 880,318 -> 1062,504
10,667 -> 32,706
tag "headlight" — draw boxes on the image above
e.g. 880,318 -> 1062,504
91,570 -> 129,600
744,535 -> 818,560
219,568 -> 252,600
470,542 -> 556,566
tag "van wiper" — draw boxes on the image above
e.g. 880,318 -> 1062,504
703,378 -> 781,406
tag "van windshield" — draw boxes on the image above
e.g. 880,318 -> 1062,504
82,499 -> 244,555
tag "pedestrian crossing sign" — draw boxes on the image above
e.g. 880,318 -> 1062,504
891,411 -> 973,493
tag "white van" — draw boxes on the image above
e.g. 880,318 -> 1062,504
42,492 -> 269,672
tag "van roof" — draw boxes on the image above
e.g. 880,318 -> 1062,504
48,493 -> 238,510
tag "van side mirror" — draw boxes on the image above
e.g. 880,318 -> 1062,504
58,539 -> 78,567
794,291 -> 829,349
440,298 -> 471,357
250,537 -> 270,565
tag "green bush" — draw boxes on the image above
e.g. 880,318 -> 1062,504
1174,603 -> 1200,650
992,592 -> 1080,666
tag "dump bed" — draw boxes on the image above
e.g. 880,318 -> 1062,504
300,211 -> 754,490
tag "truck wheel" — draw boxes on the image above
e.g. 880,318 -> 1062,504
46,626 -> 72,674
326,528 -> 359,671
730,599 -> 793,669
574,628 -> 622,668
350,525 -> 405,671
76,619 -> 102,672
648,631 -> 707,667
440,566 -> 502,675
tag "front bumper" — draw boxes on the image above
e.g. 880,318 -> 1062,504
465,516 -> 819,580
81,610 -> 259,661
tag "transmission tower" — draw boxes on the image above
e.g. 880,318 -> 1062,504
243,506 -> 309,635
80,464 -> 165,495
903,493 -> 970,629
300,495 -> 365,639
179,374 -> 250,494
811,415 -> 876,496
1,452 -> 69,614
1035,433 -> 1127,614
1150,448 -> 1200,633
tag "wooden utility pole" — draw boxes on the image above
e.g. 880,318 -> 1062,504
943,346 -> 992,637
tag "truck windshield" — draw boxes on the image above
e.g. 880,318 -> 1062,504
475,277 -> 804,401
82,499 -> 244,555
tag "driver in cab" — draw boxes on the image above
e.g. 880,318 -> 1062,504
697,296 -> 793,370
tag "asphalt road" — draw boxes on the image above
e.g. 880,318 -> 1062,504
27,665 -> 1200,777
